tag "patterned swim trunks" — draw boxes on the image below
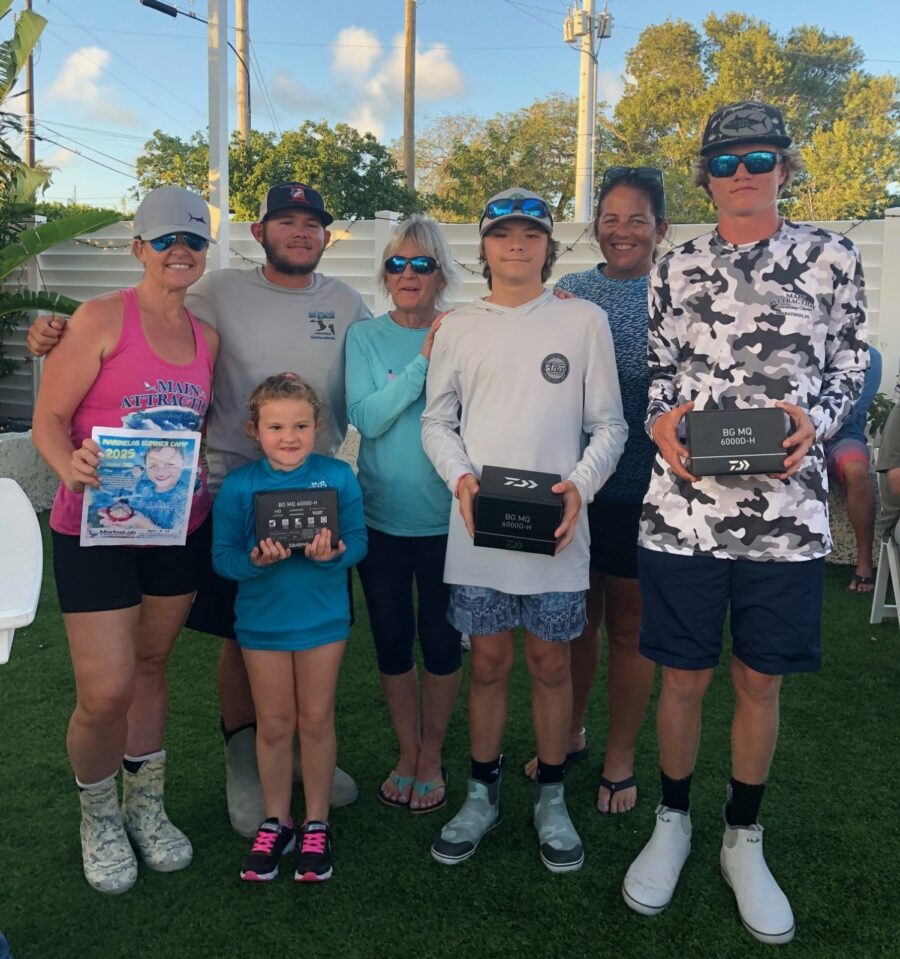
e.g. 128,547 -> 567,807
448,585 -> 587,643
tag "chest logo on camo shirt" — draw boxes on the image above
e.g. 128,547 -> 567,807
309,311 -> 336,340
540,353 -> 570,384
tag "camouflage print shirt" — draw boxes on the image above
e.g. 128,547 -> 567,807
640,220 -> 868,562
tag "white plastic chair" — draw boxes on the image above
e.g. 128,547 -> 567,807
869,537 -> 900,631
0,478 -> 43,664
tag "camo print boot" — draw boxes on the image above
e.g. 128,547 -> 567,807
121,751 -> 193,872
78,774 -> 137,894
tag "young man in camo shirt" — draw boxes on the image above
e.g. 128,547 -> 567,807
621,102 -> 868,944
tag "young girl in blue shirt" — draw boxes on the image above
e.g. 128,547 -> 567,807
212,373 -> 367,883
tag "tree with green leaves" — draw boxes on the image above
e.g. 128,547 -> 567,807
610,13 -> 899,222
416,94 -> 612,222
135,122 -> 417,221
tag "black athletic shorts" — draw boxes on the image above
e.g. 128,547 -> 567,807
52,514 -> 211,614
587,499 -> 642,579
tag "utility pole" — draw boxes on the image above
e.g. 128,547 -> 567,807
207,0 -> 230,269
235,0 -> 250,142
24,0 -> 35,168
403,0 -> 416,191
565,2 -> 612,221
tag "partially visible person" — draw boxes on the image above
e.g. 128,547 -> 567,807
346,216 -> 463,814
621,101 -> 867,945
31,187 -> 219,894
423,188 -> 627,873
824,346 -> 882,591
212,374 -> 367,884
522,166 -> 667,816
27,181 -> 369,838
876,396 -> 900,546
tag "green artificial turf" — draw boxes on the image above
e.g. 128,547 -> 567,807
0,517 -> 897,958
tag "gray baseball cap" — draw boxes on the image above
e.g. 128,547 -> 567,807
133,186 -> 214,242
700,101 -> 792,156
479,188 -> 553,236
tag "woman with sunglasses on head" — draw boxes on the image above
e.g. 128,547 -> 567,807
32,187 -> 219,894
523,167 -> 668,815
344,216 -> 463,815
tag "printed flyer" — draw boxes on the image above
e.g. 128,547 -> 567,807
80,427 -> 201,546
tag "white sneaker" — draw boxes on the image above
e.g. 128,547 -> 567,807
721,822 -> 795,945
622,804 -> 691,916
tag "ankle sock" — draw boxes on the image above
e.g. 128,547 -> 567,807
725,778 -> 766,827
471,757 -> 502,785
221,719 -> 256,745
660,770 -> 692,813
122,749 -> 165,774
536,760 -> 566,785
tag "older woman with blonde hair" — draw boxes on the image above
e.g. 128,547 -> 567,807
345,215 -> 462,813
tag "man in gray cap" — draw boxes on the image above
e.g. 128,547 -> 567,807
621,102 -> 868,944
422,187 -> 626,873
27,182 -> 369,836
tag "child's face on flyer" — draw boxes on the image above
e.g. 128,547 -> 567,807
145,447 -> 184,492
253,399 -> 320,472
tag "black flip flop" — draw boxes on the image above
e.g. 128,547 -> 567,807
597,774 -> 636,814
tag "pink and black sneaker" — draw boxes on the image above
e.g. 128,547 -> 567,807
240,817 -> 296,882
294,820 -> 333,882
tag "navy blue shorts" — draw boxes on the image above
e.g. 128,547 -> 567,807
357,526 -> 461,676
52,514 -> 211,614
588,499 -> 642,579
637,546 -> 824,675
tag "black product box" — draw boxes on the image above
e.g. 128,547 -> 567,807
254,488 -> 339,550
473,465 -> 562,555
686,409 -> 789,476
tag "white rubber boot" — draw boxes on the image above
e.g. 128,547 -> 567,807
225,726 -> 266,839
121,751 -> 193,872
721,821 -> 795,945
622,804 -> 692,915
292,735 -> 359,808
78,775 -> 137,895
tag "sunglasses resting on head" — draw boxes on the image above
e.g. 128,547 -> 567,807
482,197 -> 551,222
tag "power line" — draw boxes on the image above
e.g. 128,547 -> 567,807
44,26 -> 198,135
36,122 -> 138,174
34,135 -> 139,181
49,4 -> 208,123
499,0 -> 560,33
248,39 -> 281,136
28,118 -> 150,143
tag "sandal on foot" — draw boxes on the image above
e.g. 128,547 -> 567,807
410,767 -> 449,815
597,774 -> 636,814
848,573 -> 875,594
377,771 -> 415,808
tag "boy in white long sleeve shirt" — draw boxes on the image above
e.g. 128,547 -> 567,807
422,188 -> 627,872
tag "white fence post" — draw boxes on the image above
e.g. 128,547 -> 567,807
879,208 -> 900,392
372,210 -> 401,317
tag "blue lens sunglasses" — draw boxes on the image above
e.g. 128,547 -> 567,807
147,232 -> 209,253
384,255 -> 440,275
483,197 -> 551,222
707,151 -> 782,178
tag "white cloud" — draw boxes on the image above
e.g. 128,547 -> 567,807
328,30 -> 465,139
597,69 -> 625,109
47,46 -> 140,126
333,27 -> 382,76
271,70 -> 334,114
45,147 -> 75,169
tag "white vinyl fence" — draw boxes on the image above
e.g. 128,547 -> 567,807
2,209 -> 898,420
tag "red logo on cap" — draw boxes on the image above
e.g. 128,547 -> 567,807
289,186 -> 306,202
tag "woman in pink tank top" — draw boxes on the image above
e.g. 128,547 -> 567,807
32,187 -> 220,895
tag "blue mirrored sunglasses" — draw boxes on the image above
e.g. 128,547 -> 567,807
707,151 -> 781,178
147,232 -> 209,252
384,255 -> 440,275
483,197 -> 550,221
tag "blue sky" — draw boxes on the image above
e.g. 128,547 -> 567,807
10,0 -> 899,209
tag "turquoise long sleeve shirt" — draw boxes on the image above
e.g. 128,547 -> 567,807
345,313 -> 451,536
212,454 -> 367,650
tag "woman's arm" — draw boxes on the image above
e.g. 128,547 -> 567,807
345,323 -> 429,440
31,295 -> 122,491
